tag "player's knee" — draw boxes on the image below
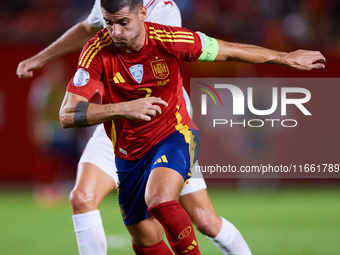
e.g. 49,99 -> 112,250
131,231 -> 164,247
145,194 -> 171,208
69,188 -> 96,213
192,212 -> 220,237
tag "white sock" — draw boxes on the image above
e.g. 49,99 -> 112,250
207,217 -> 252,255
72,210 -> 107,255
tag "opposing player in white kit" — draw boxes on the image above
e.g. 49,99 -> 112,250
17,0 -> 252,254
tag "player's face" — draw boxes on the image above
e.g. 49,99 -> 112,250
102,6 -> 146,52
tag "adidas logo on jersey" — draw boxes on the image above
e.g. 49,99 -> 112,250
153,155 -> 168,165
182,240 -> 198,253
110,72 -> 126,84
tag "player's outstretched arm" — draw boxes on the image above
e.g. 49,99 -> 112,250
214,40 -> 326,71
16,19 -> 102,79
59,92 -> 168,128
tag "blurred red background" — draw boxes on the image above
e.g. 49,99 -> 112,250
1,0 -> 339,185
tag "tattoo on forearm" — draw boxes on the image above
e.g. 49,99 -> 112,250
74,101 -> 90,128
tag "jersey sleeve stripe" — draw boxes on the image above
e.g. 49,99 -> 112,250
85,40 -> 113,68
81,35 -> 112,68
148,26 -> 195,44
150,31 -> 194,39
149,26 -> 193,35
79,31 -> 110,66
149,36 -> 195,44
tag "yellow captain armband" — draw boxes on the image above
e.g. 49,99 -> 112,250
197,32 -> 219,61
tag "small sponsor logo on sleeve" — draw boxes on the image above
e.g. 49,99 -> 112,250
73,68 -> 90,87
196,31 -> 205,51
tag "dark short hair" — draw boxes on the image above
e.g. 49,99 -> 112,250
101,0 -> 143,14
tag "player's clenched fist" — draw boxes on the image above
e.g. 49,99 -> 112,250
122,97 -> 168,121
16,55 -> 44,79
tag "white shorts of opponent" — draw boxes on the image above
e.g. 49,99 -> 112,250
78,124 -> 207,196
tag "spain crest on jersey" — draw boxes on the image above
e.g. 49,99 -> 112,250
150,59 -> 169,79
129,64 -> 143,84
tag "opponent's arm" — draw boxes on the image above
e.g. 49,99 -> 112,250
16,19 -> 102,79
59,92 -> 168,128
197,33 -> 326,71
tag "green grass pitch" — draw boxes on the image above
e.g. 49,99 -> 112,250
0,186 -> 339,254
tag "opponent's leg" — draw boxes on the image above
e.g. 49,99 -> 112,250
180,188 -> 221,237
70,162 -> 116,255
207,216 -> 252,255
180,188 -> 252,255
146,167 -> 201,255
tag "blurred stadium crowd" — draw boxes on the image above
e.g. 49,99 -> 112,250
1,0 -> 339,186
0,0 -> 93,42
1,0 -> 340,54
178,0 -> 340,53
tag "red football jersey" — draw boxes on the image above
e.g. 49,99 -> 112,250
67,22 -> 203,160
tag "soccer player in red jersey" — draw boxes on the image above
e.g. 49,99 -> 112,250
17,1 -> 254,254
59,0 -> 325,254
